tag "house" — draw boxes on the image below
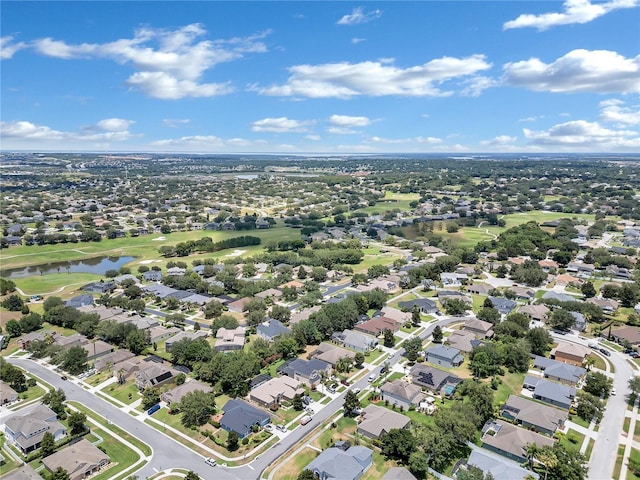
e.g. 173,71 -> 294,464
134,364 -> 177,390
82,340 -> 115,361
533,356 -> 586,385
0,380 -> 19,404
255,288 -> 282,300
214,327 -> 246,352
586,297 -> 619,313
53,333 -> 88,349
509,287 -> 536,302
42,439 -> 109,480
380,306 -> 411,324
220,399 -> 270,438
538,259 -> 559,272
410,364 -> 462,395
165,330 -> 209,351
310,342 -> 356,367
305,446 -> 373,480
571,311 -> 587,332
611,326 -> 640,345
397,298 -> 438,314
256,319 -> 291,342
357,405 -> 410,440
161,379 -> 213,405
523,376 -> 576,410
542,291 -> 579,303
425,345 -> 464,368
437,290 -> 473,306
555,273 -> 584,287
65,294 -> 95,309
447,330 -> 482,353
289,305 -> 321,325
440,272 -> 468,286
142,270 -> 163,282
487,296 -> 517,315
332,329 -> 378,352
249,376 -> 304,407
277,358 -> 331,388
148,325 -> 181,344
354,316 -> 400,336
481,419 -> 555,462
381,467 -> 418,480
500,395 -> 567,436
463,318 -> 494,338
550,341 -> 591,366
466,283 -> 493,295
380,379 -> 425,410
4,404 -> 66,454
93,349 -> 135,372
518,304 -> 550,323
459,448 -> 540,480
81,281 -> 116,294
4,464 -> 43,480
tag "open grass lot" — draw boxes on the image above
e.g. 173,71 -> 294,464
362,452 -> 400,480
491,371 -> 526,405
90,433 -> 140,480
12,272 -> 103,297
558,429 -> 585,453
102,380 -> 140,405
0,224 -> 301,270
273,447 -> 319,480
311,417 -> 357,449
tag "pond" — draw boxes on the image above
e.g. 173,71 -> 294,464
0,256 -> 135,279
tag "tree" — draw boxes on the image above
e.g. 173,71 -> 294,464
126,329 -> 149,355
211,315 -> 239,335
43,388 -> 67,418
292,393 -> 304,411
5,319 -> 21,338
142,387 -> 160,410
0,358 -> 26,392
444,299 -> 468,316
354,352 -> 365,368
549,308 -> 575,332
184,472 -> 200,480
335,356 -> 353,374
575,391 -> 605,424
227,431 -> 239,451
469,344 -> 503,378
383,328 -> 395,348
629,376 -> 640,395
457,467 -> 495,480
1,294 -> 24,311
456,380 -> 495,427
50,467 -> 71,480
275,336 -> 300,359
40,431 -> 56,457
368,264 -> 390,279
582,371 -> 611,398
343,390 -> 361,416
203,300 -> 224,319
581,281 -> 596,299
411,305 -> 421,327
57,345 -> 88,375
68,411 -> 87,435
526,327 -> 553,356
270,304 -> 291,323
380,428 -> 416,463
404,336 -> 423,363
477,307 -> 501,325
178,390 -> 217,427
297,470 -> 316,480
432,325 -> 443,343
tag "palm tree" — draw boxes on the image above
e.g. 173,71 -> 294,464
585,356 -> 596,371
537,447 -> 558,480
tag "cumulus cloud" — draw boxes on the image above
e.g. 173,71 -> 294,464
351,38 -> 366,44
365,135 -> 442,145
0,35 -> 28,59
480,135 -> 518,146
598,99 -> 640,126
523,119 -> 639,151
163,118 -> 191,128
503,49 -> 640,94
152,135 -> 225,147
1,119 -> 137,145
31,24 -> 269,99
337,7 -> 382,25
250,117 -> 314,133
504,0 -> 638,31
258,55 -> 492,98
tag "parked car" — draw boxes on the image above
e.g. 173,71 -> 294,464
205,458 -> 217,467
352,387 -> 361,394
327,386 -> 336,394
264,424 -> 274,432
300,415 -> 312,425
276,424 -> 287,432
60,376 -> 67,381
340,379 -> 350,386
147,404 -> 161,415
588,342 -> 598,349
305,407 -> 315,415
599,347 -> 612,357
368,373 -> 377,382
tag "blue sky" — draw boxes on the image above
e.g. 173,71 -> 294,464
1,1 -> 639,153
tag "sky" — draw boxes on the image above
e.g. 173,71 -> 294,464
1,0 -> 639,154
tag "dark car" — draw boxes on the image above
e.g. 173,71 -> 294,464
340,379 -> 350,386
60,376 -> 67,381
599,348 -> 612,357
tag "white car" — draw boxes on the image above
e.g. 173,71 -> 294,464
264,424 -> 274,432
611,388 -> 617,396
205,458 -> 217,467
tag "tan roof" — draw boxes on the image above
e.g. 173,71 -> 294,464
0,380 -> 19,403
161,379 -> 213,404
312,342 -> 355,366
380,379 -> 425,404
381,306 -> 410,323
83,340 -> 114,358
502,395 -> 567,433
357,404 -> 410,439
482,419 -> 554,460
289,305 -> 321,325
249,376 -> 304,405
4,464 -> 42,480
447,330 -> 477,353
42,439 -> 109,480
551,341 -> 591,360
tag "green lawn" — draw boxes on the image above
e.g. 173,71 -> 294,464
273,448 -> 319,480
91,433 -> 140,480
558,429 -> 585,453
614,445 -> 626,480
102,381 -> 140,405
491,371 -> 526,405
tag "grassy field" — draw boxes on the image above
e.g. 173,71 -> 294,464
273,447 -> 319,480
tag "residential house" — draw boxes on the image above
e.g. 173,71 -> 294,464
397,298 -> 438,314
463,318 -> 494,338
148,325 -> 181,344
555,273 -> 584,287
142,270 -> 163,282
0,380 -> 19,404
488,296 -> 517,316
380,306 -> 411,324
425,345 -> 464,368
255,288 -> 282,300
65,294 -> 95,309
214,327 -> 246,352
481,419 -> 555,462
380,380 -> 425,411
289,305 -> 321,325
220,399 -> 270,438
134,364 -> 177,390
354,316 -> 400,336
357,405 -> 410,440
93,349 -> 135,372
410,364 -> 462,395
227,297 -> 253,313
611,326 -> 640,346
41,439 -> 109,480
332,329 -> 378,352
550,341 -> 591,366
256,319 -> 291,342
440,272 -> 468,286
500,395 -> 567,436
542,291 -> 579,303
310,342 -> 356,368
522,376 -> 576,410
538,259 -> 559,272
459,448 -> 540,480
277,358 -> 331,388
305,446 -> 373,480
161,379 -> 213,405
4,464 -> 42,480
447,330 -> 482,353
571,311 -> 587,332
4,404 -> 66,454
466,283 -> 493,295
54,333 -> 88,349
437,290 -> 473,306
586,297 -> 619,313
509,287 -> 536,302
165,330 -> 209,351
81,281 -> 116,294
82,340 -> 115,361
381,468 -> 418,480
249,376 -> 304,408
518,304 -> 550,323
533,356 -> 586,385
18,330 -> 59,349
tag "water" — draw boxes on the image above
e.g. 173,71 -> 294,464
0,256 -> 135,279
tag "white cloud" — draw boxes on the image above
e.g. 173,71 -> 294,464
1,119 -> 137,145
523,119 -> 639,151
480,135 -> 518,146
305,135 -> 321,141
519,116 -> 544,122
504,0 -> 638,31
365,135 -> 442,145
259,55 -> 492,98
152,135 -> 225,147
250,117 -> 314,133
351,38 -> 366,44
337,7 -> 382,25
163,118 -> 191,128
31,24 -> 269,99
0,36 -> 28,59
598,99 -> 640,126
329,115 -> 371,127
503,49 -> 640,94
